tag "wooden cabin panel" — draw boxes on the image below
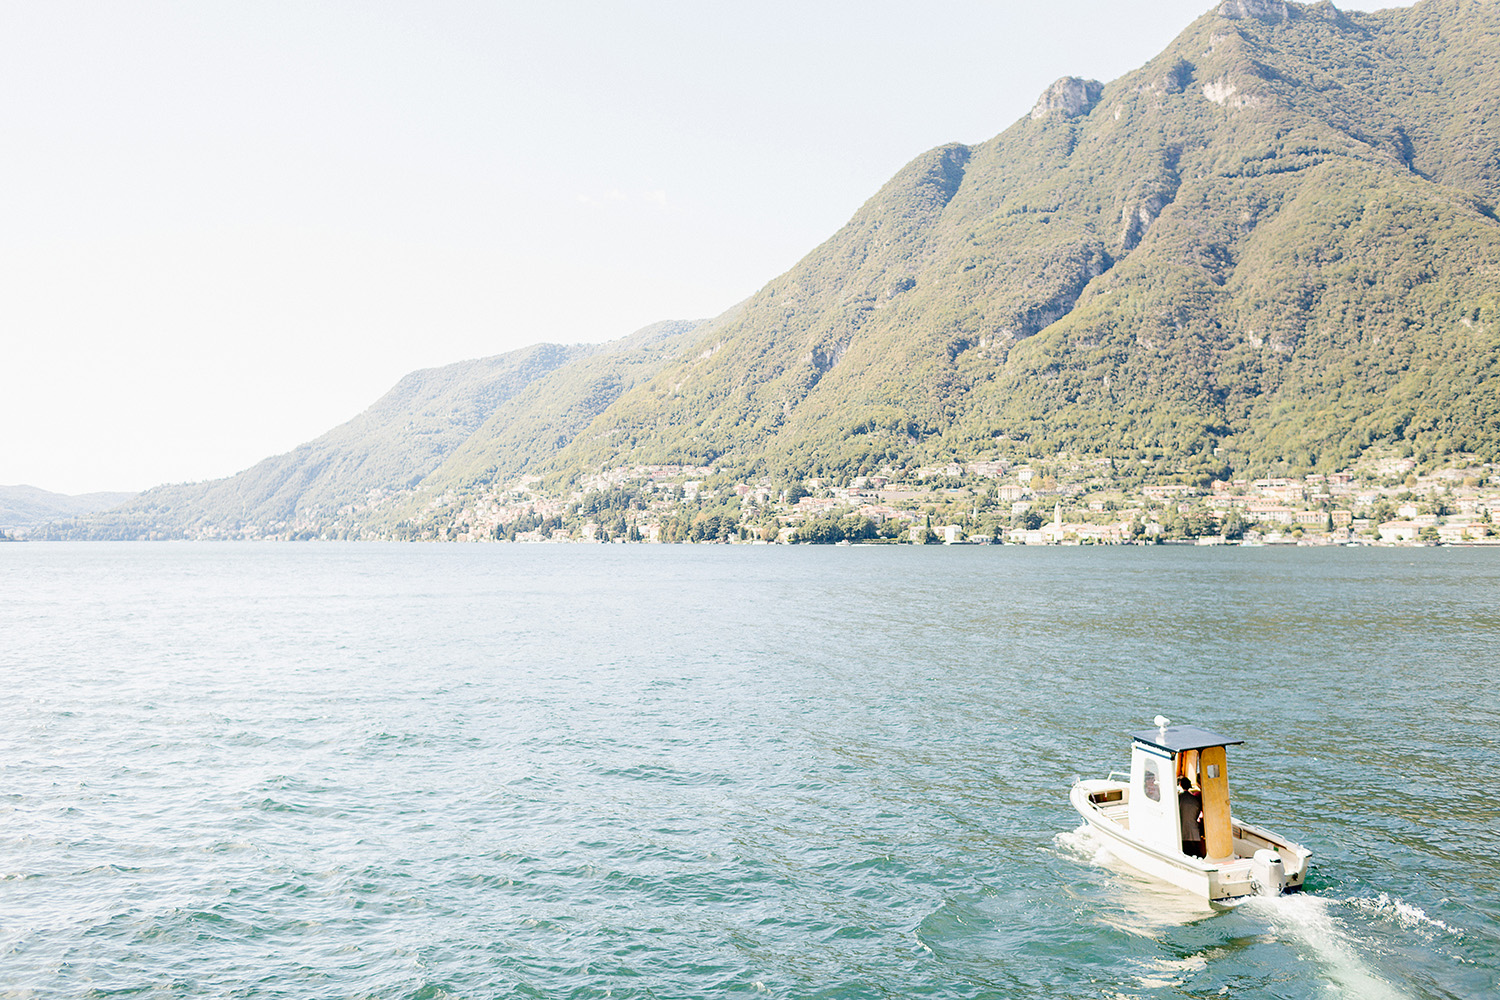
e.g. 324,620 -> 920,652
1200,744 -> 1232,860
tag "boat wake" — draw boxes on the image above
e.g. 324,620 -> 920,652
1054,823 -> 1112,867
1059,825 -> 1458,998
1237,893 -> 1414,1000
1335,891 -> 1460,938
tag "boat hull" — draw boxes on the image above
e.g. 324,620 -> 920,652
1070,779 -> 1310,901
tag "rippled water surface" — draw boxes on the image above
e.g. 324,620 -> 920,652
2,543 -> 1497,998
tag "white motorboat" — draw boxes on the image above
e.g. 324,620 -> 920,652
1070,717 -> 1311,900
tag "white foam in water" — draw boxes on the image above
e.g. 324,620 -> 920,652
1338,892 -> 1459,937
1055,824 -> 1116,867
1132,952 -> 1209,990
1244,893 -> 1412,1000
1060,825 -> 1448,997
1055,824 -> 1132,890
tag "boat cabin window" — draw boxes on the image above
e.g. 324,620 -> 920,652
1205,763 -> 1220,779
1142,760 -> 1162,802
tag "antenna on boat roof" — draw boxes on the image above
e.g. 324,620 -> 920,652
1154,715 -> 1170,730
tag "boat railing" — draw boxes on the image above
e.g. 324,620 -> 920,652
1107,771 -> 1131,784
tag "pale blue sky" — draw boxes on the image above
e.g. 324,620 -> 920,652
1,1 -> 1412,494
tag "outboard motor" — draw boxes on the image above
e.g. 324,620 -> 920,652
1251,848 -> 1288,894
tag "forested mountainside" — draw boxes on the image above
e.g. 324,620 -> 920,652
511,0 -> 1498,488
0,485 -> 137,530
63,0 -> 1500,539
73,322 -> 702,537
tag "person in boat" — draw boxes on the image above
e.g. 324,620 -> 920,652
1178,776 -> 1205,858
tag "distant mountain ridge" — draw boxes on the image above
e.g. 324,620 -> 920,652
63,0 -> 1500,539
1,485 -> 137,530
76,320 -> 704,537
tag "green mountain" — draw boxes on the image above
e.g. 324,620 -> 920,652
0,485 -> 138,530
498,0 -> 1497,489
72,322 -> 702,538
66,0 -> 1500,538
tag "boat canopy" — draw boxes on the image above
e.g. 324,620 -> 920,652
1131,725 -> 1244,754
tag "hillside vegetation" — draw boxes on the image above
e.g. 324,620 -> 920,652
510,0 -> 1499,490
0,486 -> 137,530
61,0 -> 1500,539
75,324 -> 701,537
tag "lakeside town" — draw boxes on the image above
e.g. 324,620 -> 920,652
33,450 -> 1497,546
400,451 -> 1500,547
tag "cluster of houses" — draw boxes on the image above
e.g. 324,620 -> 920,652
430,455 -> 1498,545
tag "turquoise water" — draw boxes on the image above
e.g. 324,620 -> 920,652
1,543 -> 1496,998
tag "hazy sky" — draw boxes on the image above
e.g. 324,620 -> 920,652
2,1 -> 1412,494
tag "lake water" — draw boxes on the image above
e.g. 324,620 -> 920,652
1,543 -> 1496,998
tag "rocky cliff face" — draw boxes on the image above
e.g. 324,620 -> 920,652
1030,76 -> 1104,120
1218,0 -> 1290,23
